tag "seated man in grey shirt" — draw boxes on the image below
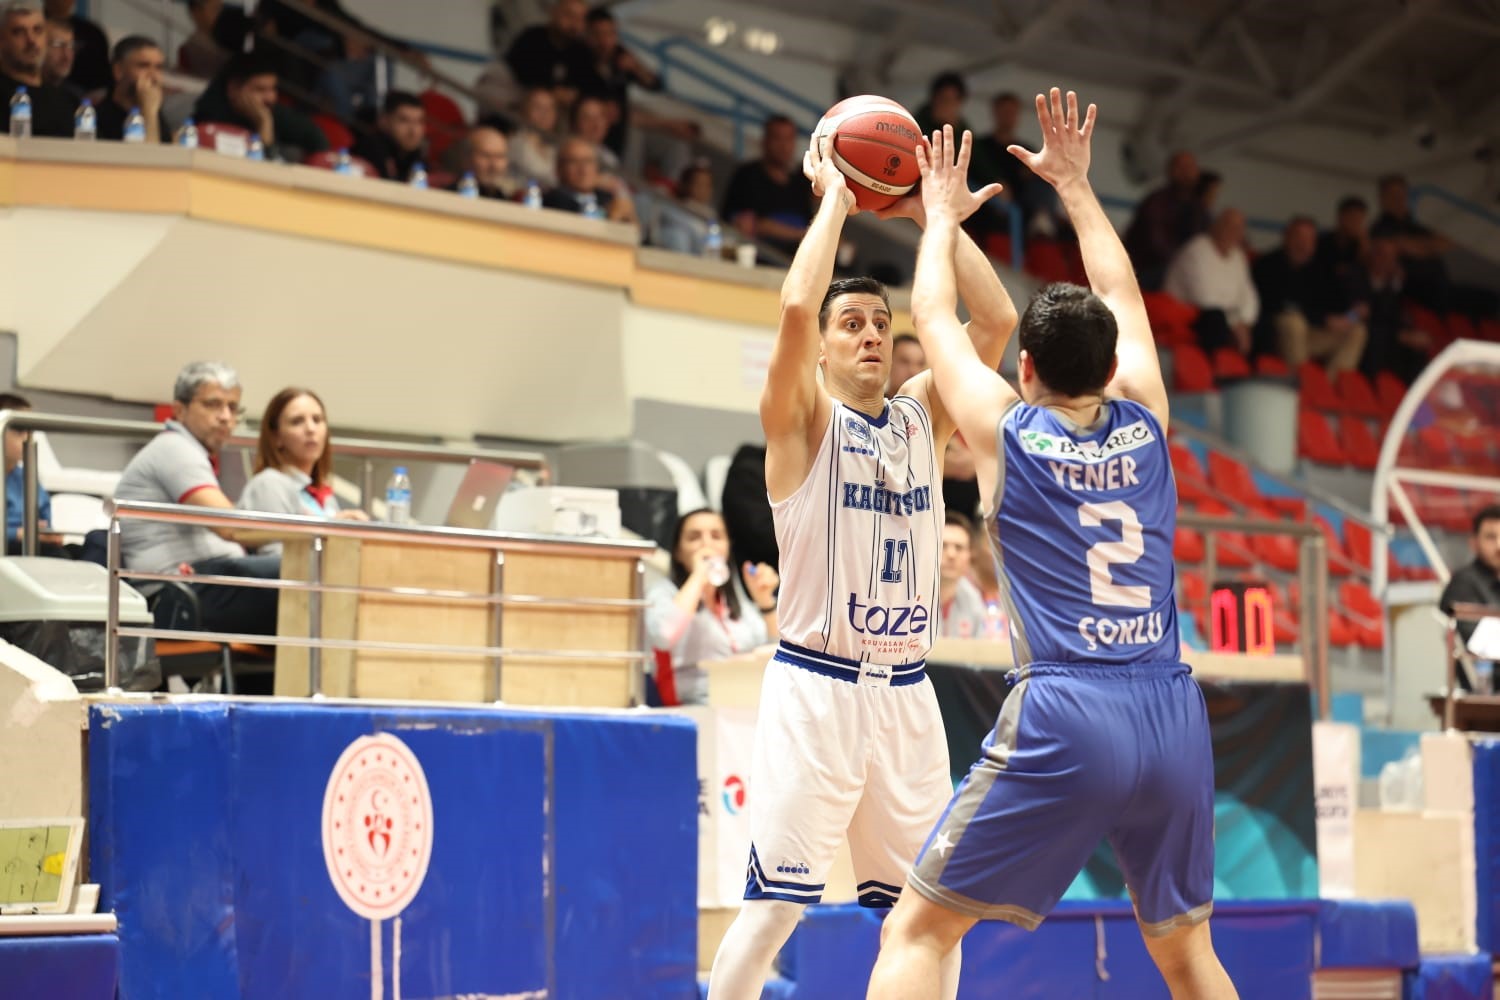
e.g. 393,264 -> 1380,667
114,361 -> 279,636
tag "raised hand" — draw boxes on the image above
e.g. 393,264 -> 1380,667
804,132 -> 856,213
915,125 -> 1003,223
1008,87 -> 1096,192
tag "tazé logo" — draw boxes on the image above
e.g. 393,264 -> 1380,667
722,774 -> 746,815
776,859 -> 811,876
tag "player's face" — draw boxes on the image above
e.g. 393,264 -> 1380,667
676,512 -> 729,569
820,294 -> 891,391
1476,518 -> 1500,574
273,394 -> 328,473
940,524 -> 971,582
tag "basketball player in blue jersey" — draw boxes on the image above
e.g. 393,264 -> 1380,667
706,132 -> 1015,999
867,93 -> 1238,998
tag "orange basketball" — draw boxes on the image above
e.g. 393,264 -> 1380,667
814,95 -> 924,211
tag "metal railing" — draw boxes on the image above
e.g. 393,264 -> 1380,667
103,499 -> 654,701
1177,511 -> 1330,718
1441,603 -> 1500,730
0,409 -> 549,556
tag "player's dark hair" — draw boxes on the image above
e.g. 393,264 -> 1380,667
818,277 -> 890,331
1473,504 -> 1500,536
1018,283 -> 1118,398
669,508 -> 743,621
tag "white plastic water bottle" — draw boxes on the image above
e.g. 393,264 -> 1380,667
247,134 -> 265,160
9,86 -> 32,138
408,162 -> 428,189
334,148 -> 354,175
73,98 -> 96,140
701,222 -> 723,260
706,557 -> 730,588
1476,659 -> 1495,696
176,116 -> 199,148
122,106 -> 145,143
457,170 -> 478,198
523,179 -> 543,210
579,192 -> 604,220
385,467 -> 412,525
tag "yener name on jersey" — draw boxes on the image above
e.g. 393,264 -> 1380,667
1047,455 -> 1140,493
841,482 -> 935,517
1021,419 -> 1156,465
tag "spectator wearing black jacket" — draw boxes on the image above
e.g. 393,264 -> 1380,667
352,90 -> 425,182
505,0 -> 592,109
0,5 -> 77,137
42,0 -> 107,95
1253,216 -> 1366,373
1439,505 -> 1500,691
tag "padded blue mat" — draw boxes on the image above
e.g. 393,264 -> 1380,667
0,933 -> 119,999
1317,899 -> 1420,969
1474,740 -> 1500,956
1404,952 -> 1494,999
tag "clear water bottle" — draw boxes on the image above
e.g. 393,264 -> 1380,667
706,557 -> 730,588
73,98 -> 96,140
122,106 -> 146,143
9,86 -> 32,138
1476,659 -> 1495,696
456,170 -> 478,198
176,116 -> 199,148
701,221 -> 723,260
385,466 -> 412,525
334,148 -> 354,175
247,134 -> 265,161
408,162 -> 428,189
579,192 -> 604,220
523,179 -> 543,210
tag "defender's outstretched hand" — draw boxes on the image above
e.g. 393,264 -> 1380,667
916,125 -> 1003,222
804,133 -> 856,213
1008,88 -> 1096,191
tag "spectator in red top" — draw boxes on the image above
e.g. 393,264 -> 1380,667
1124,150 -> 1210,291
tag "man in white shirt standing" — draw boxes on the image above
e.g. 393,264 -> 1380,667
1164,208 -> 1259,356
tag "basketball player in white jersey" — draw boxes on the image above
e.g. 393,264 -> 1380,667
707,132 -> 1013,999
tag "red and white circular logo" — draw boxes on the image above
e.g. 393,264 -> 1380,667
321,733 -> 433,921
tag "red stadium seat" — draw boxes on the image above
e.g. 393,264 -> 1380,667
1480,318 -> 1500,344
1447,313 -> 1479,343
1267,581 -> 1300,646
1313,517 -> 1355,577
1142,291 -> 1198,348
1024,239 -> 1079,284
1299,362 -> 1341,411
420,88 -> 467,163
1250,525 -> 1300,573
1255,354 -> 1290,377
1339,581 -> 1385,649
1173,345 -> 1216,393
1339,416 -> 1381,471
1416,425 -> 1458,468
1169,441 -> 1213,505
1177,569 -> 1207,606
1197,500 -> 1254,568
1298,410 -> 1346,466
1335,371 -> 1382,419
1174,526 -> 1205,563
303,150 -> 379,177
310,113 -> 354,152
1212,348 -> 1252,381
1327,610 -> 1357,648
1374,371 -> 1407,420
1206,452 -> 1262,508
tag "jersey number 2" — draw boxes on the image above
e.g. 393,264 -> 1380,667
880,538 -> 908,583
1077,501 -> 1151,609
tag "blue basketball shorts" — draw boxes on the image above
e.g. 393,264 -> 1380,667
908,660 -> 1215,935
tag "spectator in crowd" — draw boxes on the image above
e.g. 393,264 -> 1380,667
1253,215 -> 1367,372
1371,173 -> 1451,309
1196,170 -> 1222,217
1125,150 -> 1210,290
654,159 -> 725,254
194,51 -> 329,162
97,36 -> 168,143
180,0 -> 252,80
720,442 -> 777,573
1164,207 -> 1259,354
569,93 -> 622,179
473,56 -> 521,129
0,4 -> 77,136
942,434 -> 981,523
915,69 -> 974,136
1439,504 -> 1500,691
542,135 -> 637,223
41,0 -> 105,94
721,113 -> 813,259
238,387 -> 367,556
352,90 -> 426,182
971,90 -> 1059,239
1,392 -> 58,556
887,332 -> 925,397
580,6 -> 664,156
1359,235 -> 1432,384
41,18 -> 78,98
1319,195 -> 1370,304
505,0 -> 592,109
114,362 -> 280,637
453,124 -> 519,200
509,86 -> 561,188
937,511 -> 987,639
646,507 -> 778,705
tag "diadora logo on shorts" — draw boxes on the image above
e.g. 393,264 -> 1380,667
1021,419 -> 1156,464
722,774 -> 746,815
847,594 -> 929,636
776,859 -> 811,876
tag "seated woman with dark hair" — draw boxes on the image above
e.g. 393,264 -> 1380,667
646,507 -> 779,705
238,387 -> 367,554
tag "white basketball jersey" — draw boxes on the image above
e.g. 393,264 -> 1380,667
771,396 -> 943,665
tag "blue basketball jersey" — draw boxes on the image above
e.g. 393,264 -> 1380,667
987,398 -> 1180,666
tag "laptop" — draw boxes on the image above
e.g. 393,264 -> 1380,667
443,460 -> 516,530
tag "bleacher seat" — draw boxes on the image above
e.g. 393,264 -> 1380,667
1447,312 -> 1479,343
1212,348 -> 1252,381
1023,239 -> 1079,284
1206,452 -> 1264,509
1298,410 -> 1347,465
1338,415 -> 1380,471
1335,370 -> 1381,419
1249,513 -> 1300,572
1266,580 -> 1300,645
1338,580 -> 1385,649
1168,440 -> 1213,504
1344,519 -> 1373,573
310,113 -> 354,153
1196,500 -> 1254,568
1298,362 -> 1341,411
1141,291 -> 1197,348
303,151 -> 378,177
1254,354 -> 1290,377
655,450 -> 709,515
1480,317 -> 1500,343
1313,516 -> 1356,577
1172,345 -> 1216,393
1374,371 -> 1406,420
420,89 -> 467,163
703,455 -> 731,512
1174,525 -> 1205,563
1407,302 -> 1448,349
46,492 -> 109,538
1177,569 -> 1207,606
